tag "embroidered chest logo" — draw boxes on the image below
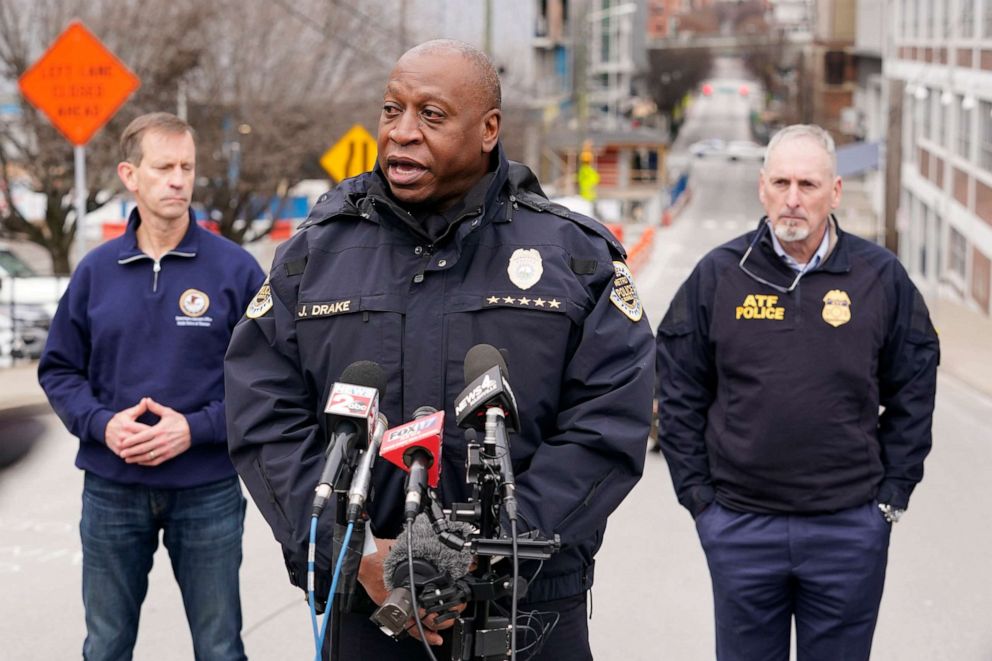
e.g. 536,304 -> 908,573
179,289 -> 209,317
245,281 -> 273,319
508,248 -> 543,290
176,288 -> 213,327
296,299 -> 357,319
822,289 -> 852,327
736,294 -> 785,320
609,261 -> 643,322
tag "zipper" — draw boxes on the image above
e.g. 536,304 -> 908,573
152,260 -> 161,292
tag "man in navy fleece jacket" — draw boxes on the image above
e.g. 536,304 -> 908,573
38,112 -> 264,661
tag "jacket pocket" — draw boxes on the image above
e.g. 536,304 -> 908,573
294,294 -> 406,417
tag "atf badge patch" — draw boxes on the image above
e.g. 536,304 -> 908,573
508,248 -> 543,290
179,289 -> 209,317
609,261 -> 643,322
822,289 -> 852,327
245,280 -> 273,319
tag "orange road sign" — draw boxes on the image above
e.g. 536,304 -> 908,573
320,124 -> 377,182
18,21 -> 140,146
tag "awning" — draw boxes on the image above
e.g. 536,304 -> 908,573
836,141 -> 880,178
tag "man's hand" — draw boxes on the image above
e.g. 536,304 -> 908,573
358,536 -> 394,606
406,603 -> 465,646
105,399 -> 151,456
362,534 -> 467,646
119,398 -> 192,466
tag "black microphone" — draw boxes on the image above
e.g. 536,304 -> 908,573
313,361 -> 386,517
370,513 -> 474,637
454,344 -> 520,521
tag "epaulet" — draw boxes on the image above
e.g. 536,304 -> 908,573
297,175 -> 372,230
512,190 -> 627,259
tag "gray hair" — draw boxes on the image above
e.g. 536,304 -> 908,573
764,124 -> 836,175
401,39 -> 502,111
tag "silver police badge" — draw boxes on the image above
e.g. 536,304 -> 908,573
508,249 -> 543,291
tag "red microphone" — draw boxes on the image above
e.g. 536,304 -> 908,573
380,407 -> 443,520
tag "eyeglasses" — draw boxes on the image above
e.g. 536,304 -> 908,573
738,221 -> 805,294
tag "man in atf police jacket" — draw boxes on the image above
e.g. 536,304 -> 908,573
656,124 -> 939,661
224,40 -> 653,660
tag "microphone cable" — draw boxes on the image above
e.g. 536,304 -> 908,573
308,515 -> 356,660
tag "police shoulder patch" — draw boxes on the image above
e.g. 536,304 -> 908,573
245,280 -> 273,319
609,261 -> 643,322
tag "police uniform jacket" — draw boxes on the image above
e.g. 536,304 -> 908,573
224,147 -> 654,603
656,217 -> 939,518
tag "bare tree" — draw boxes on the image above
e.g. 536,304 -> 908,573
0,0 -> 391,273
645,46 -> 713,127
0,0 -> 217,273
188,0 -> 389,244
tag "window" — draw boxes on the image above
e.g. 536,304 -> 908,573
933,92 -> 945,146
958,96 -> 973,159
961,0 -> 975,39
981,100 -> 992,170
985,0 -> 992,37
904,95 -> 917,162
920,90 -> 932,139
917,199 -> 928,278
824,51 -> 846,86
948,226 -> 967,280
0,250 -> 39,277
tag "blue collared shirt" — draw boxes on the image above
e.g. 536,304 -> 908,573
768,221 -> 830,273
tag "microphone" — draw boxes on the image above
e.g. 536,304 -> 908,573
313,361 -> 386,516
345,412 -> 388,523
454,344 -> 520,432
380,406 -> 444,522
370,513 -> 474,637
454,344 -> 519,522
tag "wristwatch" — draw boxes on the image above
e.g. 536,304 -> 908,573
878,503 -> 905,523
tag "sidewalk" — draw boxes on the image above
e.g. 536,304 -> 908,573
0,360 -> 47,414
926,295 -> 992,399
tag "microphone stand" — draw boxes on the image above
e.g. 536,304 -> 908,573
330,491 -> 347,661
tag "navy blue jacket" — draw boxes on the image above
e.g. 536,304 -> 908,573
224,149 -> 654,602
656,218 -> 939,517
39,210 -> 265,488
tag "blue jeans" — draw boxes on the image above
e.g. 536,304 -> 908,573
80,473 -> 248,661
695,501 -> 891,661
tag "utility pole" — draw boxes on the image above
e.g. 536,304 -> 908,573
574,0 -> 590,155
484,0 -> 493,56
398,0 -> 407,56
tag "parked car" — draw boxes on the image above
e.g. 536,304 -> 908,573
0,308 -> 48,360
0,243 -> 68,317
688,138 -> 726,158
725,140 -> 766,162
